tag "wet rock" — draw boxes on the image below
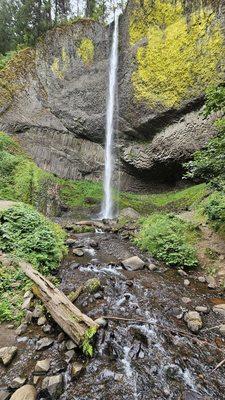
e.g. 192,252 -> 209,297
120,207 -> 140,220
37,316 -> 47,326
195,306 -> 208,314
148,263 -> 157,271
122,256 -> 145,271
178,269 -> 188,277
71,362 -> 84,379
35,359 -> 50,373
0,346 -> 17,366
95,317 -> 108,327
36,337 -> 54,351
89,240 -> 99,249
66,340 -> 76,350
114,373 -> 124,382
181,297 -> 192,304
66,238 -> 76,247
219,324 -> 225,336
213,303 -> 225,317
42,374 -> 63,398
0,390 -> 10,400
198,276 -> 206,283
206,276 -> 217,289
10,385 -> 36,400
10,377 -> 26,389
69,262 -> 80,269
15,323 -> 27,336
32,305 -> 43,318
84,278 -> 101,294
42,324 -> 52,334
65,350 -> 75,363
72,248 -> 84,257
184,279 -> 190,286
184,311 -> 203,333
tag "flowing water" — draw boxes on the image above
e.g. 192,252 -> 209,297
101,12 -> 120,219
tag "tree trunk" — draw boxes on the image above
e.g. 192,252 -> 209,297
19,260 -> 98,345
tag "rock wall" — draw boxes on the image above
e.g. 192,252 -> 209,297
0,0 -> 225,190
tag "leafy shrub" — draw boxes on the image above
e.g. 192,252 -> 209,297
0,203 -> 66,274
135,214 -> 199,269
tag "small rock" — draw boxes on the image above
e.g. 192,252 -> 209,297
24,311 -> 33,324
15,323 -> 27,336
198,276 -> 206,283
33,376 -> 40,385
10,385 -> 36,400
120,207 -> 140,220
178,269 -> 188,277
71,362 -> 84,379
32,305 -> 43,318
66,340 -> 76,350
95,317 -> 108,327
37,316 -> 47,326
195,306 -> 208,314
184,279 -> 190,287
23,290 -> 33,299
219,255 -> 225,261
181,297 -> 192,304
184,311 -> 202,333
22,296 -> 33,310
122,256 -> 145,271
10,377 -> 26,389
125,280 -> 133,287
35,359 -> 50,373
84,278 -> 101,294
42,374 -> 63,399
206,276 -> 217,289
148,263 -> 157,271
163,388 -> 170,397
114,373 -> 124,382
219,324 -> 225,336
0,390 -> 10,400
42,324 -> 52,334
66,238 -> 76,247
94,292 -> 103,300
65,350 -> 75,363
0,346 -> 17,366
7,324 -> 14,329
36,337 -> 54,351
213,303 -> 225,317
72,248 -> 84,257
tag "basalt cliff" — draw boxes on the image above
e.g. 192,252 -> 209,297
0,0 -> 225,191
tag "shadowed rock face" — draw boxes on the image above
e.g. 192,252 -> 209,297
0,0 -> 225,190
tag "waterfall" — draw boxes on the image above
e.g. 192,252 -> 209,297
101,11 -> 119,220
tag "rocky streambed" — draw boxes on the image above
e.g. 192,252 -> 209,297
1,219 -> 225,399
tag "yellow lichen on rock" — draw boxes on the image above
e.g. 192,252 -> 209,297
62,48 -> 70,70
77,38 -> 94,66
51,57 -> 64,79
130,0 -> 225,108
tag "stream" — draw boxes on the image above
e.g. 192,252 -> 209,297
1,215 -> 225,399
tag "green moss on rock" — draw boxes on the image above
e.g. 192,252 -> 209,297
130,0 -> 225,108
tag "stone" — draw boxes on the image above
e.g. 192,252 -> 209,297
71,362 -> 84,379
122,256 -> 145,271
35,359 -> 50,373
24,310 -> 33,324
178,269 -> 188,277
10,377 -> 27,389
195,306 -> 208,314
42,324 -> 52,333
213,303 -> 225,317
184,279 -> 190,286
198,276 -> 206,283
206,276 -> 217,289
0,346 -> 17,366
94,292 -> 103,300
72,248 -> 84,257
119,207 -> 140,220
32,305 -> 43,318
95,317 -> 108,327
33,376 -> 40,385
184,311 -> 203,333
66,238 -> 76,246
0,390 -> 10,400
23,290 -> 33,299
42,374 -> 63,398
148,263 -> 158,271
66,340 -> 76,350
15,323 -> 27,336
181,297 -> 192,304
10,385 -> 36,400
21,296 -> 33,310
36,337 -> 54,351
65,350 -> 75,363
37,316 -> 47,326
114,373 -> 124,382
84,278 -> 101,294
219,324 -> 225,336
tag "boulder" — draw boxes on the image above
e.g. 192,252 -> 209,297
213,304 -> 225,317
35,359 -> 50,373
84,278 -> 101,294
148,263 -> 157,272
72,248 -> 84,257
184,311 -> 203,333
36,337 -> 54,351
21,296 -> 33,310
42,375 -> 63,398
120,208 -> 140,220
32,305 -> 43,318
10,385 -> 36,400
0,346 -> 17,366
37,316 -> 47,326
15,324 -> 27,336
122,256 -> 145,271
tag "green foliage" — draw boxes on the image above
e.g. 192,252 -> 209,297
202,192 -> 225,237
135,214 -> 199,269
82,326 -> 97,357
203,86 -> 225,118
0,203 -> 66,273
0,50 -> 17,69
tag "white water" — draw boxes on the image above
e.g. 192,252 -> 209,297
101,11 -> 120,219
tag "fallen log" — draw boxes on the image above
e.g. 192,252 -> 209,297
18,260 -> 98,346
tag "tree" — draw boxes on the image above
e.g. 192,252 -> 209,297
85,0 -> 96,17
0,0 -> 18,54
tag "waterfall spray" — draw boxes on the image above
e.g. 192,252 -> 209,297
101,10 -> 119,220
